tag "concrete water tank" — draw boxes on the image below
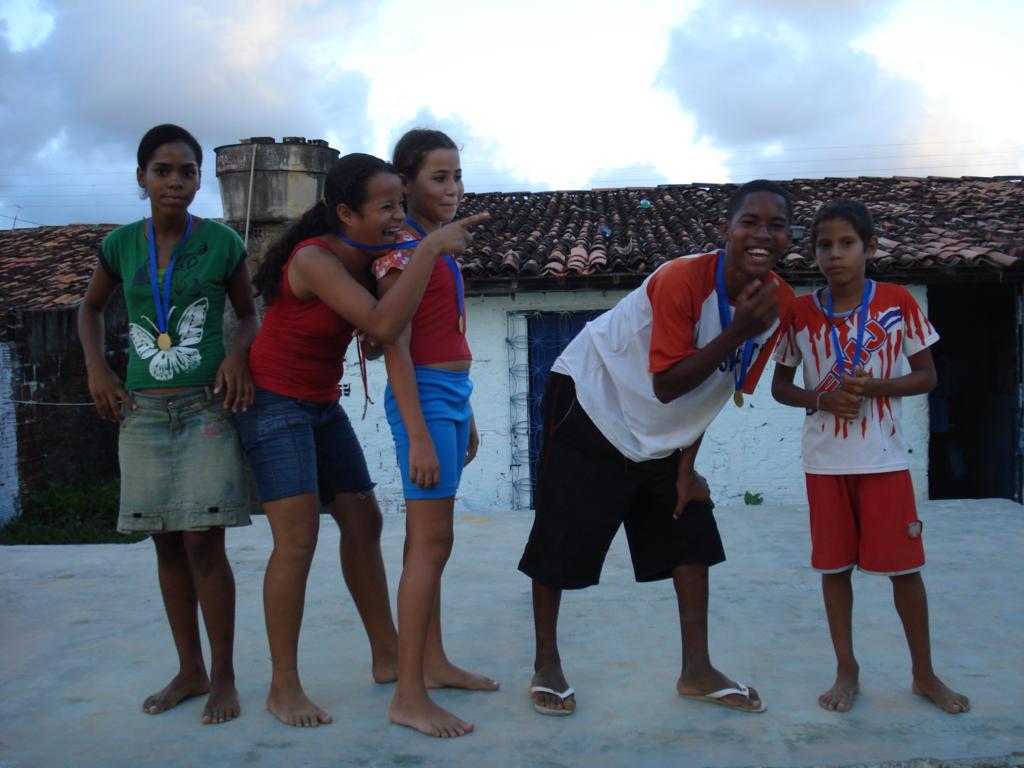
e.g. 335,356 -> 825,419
214,137 -> 339,226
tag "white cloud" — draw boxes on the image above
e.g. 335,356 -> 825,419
327,0 -> 720,190
859,0 -> 1024,175
0,0 -> 53,52
0,0 -> 1020,227
0,1 -> 374,224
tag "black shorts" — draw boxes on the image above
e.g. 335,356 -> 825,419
518,373 -> 726,590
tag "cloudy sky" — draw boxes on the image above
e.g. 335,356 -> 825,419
1,0 -> 1021,227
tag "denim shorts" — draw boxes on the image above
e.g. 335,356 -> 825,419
384,367 -> 473,500
234,386 -> 375,505
117,387 -> 253,533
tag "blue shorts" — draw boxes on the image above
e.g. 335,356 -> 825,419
234,386 -> 374,505
384,367 -> 473,500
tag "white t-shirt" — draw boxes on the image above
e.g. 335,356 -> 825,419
772,281 -> 939,475
553,251 -> 794,462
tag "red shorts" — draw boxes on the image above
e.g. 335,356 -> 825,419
805,470 -> 925,575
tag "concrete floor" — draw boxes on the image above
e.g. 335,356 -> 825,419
0,499 -> 1021,768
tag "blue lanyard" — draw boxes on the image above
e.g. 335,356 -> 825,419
147,213 -> 192,343
404,216 -> 465,332
335,232 -> 420,251
715,251 -> 757,394
826,279 -> 873,376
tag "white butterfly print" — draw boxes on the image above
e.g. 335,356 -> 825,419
129,297 -> 208,381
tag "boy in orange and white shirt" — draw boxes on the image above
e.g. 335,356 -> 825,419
520,180 -> 795,718
772,199 -> 969,715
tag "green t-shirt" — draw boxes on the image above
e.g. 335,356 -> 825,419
99,218 -> 246,391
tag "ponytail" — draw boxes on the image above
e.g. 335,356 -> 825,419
254,153 -> 395,305
253,200 -> 331,304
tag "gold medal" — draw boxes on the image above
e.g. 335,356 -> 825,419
733,390 -> 744,407
157,332 -> 172,351
457,315 -> 465,334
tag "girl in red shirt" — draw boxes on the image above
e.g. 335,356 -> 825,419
374,130 -> 497,738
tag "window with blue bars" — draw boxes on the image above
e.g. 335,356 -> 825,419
525,310 -> 608,491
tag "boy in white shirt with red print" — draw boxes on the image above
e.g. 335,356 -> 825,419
772,199 -> 969,715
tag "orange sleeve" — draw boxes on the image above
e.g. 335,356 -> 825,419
647,257 -> 707,373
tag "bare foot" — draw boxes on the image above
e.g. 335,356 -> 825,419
389,691 -> 474,738
267,682 -> 333,727
819,666 -> 859,712
677,667 -> 764,712
142,672 -> 210,715
370,638 -> 399,684
202,680 -> 241,725
372,657 -> 398,685
913,674 -> 970,713
530,665 -> 575,715
425,659 -> 499,691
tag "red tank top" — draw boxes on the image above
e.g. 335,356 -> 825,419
371,233 -> 472,366
249,238 -> 356,402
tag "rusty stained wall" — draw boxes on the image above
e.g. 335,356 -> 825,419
2,296 -> 128,515
1,332 -> 17,522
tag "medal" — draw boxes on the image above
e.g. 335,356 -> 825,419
147,213 -> 193,352
715,251 -> 757,403
825,280 -> 873,376
444,255 -> 466,333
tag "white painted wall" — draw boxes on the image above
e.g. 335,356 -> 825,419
343,285 -> 932,514
1,342 -> 20,523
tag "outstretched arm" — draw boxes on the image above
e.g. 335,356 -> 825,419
292,212 -> 488,345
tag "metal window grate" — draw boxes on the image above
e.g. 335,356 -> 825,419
506,309 -> 608,510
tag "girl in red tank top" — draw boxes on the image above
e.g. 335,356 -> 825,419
375,130 -> 497,739
237,152 -> 487,728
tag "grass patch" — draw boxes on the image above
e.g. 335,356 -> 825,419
0,481 -> 145,545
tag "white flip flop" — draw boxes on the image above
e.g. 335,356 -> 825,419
530,684 -> 576,716
680,682 -> 766,713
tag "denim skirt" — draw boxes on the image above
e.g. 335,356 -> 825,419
117,388 -> 253,533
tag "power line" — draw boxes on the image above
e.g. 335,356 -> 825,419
460,163 -> 1024,192
5,157 -> 1022,204
0,138 -> 1019,179
683,139 -> 1024,154
614,151 -> 1023,172
0,192 -> 224,201
0,212 -> 44,227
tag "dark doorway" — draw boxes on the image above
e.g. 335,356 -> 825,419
928,283 -> 1022,501
526,310 -> 607,493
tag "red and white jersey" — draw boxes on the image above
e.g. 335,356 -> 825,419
553,251 -> 794,461
772,282 -> 938,475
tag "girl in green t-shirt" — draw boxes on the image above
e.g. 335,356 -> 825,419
78,124 -> 259,725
